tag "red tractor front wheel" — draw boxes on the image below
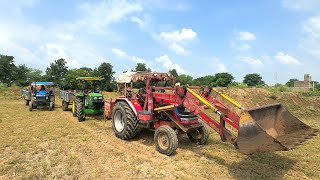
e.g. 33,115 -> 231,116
154,125 -> 178,156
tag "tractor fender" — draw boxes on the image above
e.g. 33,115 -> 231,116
115,98 -> 142,115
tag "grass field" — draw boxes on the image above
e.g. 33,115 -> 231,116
0,89 -> 319,179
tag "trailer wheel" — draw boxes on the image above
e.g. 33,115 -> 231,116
29,101 -> 33,111
25,100 -> 29,106
62,101 -> 68,111
154,126 -> 178,156
111,102 -> 140,140
49,102 -> 54,111
187,120 -> 209,145
75,98 -> 85,122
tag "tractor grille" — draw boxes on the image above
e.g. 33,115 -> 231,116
92,101 -> 104,109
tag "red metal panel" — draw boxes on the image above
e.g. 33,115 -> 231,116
138,114 -> 151,121
104,99 -> 115,118
115,98 -> 142,115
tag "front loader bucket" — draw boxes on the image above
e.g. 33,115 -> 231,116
236,103 -> 317,154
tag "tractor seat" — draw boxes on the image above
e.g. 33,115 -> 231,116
174,107 -> 198,123
36,90 -> 47,96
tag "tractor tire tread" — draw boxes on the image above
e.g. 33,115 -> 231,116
112,101 -> 140,140
187,120 -> 209,145
75,98 -> 85,122
154,125 -> 178,156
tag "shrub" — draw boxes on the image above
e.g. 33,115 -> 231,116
227,82 -> 248,89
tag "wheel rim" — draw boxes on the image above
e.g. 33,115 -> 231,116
158,132 -> 170,150
114,110 -> 124,132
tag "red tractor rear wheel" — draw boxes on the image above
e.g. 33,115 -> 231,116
111,102 -> 140,140
187,120 -> 209,145
154,125 -> 178,156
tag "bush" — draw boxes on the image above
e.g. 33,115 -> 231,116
227,82 -> 248,89
264,84 -> 290,94
300,91 -> 320,97
0,83 -> 8,90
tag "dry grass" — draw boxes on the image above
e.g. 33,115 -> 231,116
0,89 -> 319,179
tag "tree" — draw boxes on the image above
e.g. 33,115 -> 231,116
13,65 -> 29,87
213,72 -> 234,87
94,62 -> 115,91
169,69 -> 178,78
243,73 -> 265,87
285,78 -> 299,87
177,74 -> 193,85
63,68 -> 93,90
0,55 -> 16,85
192,75 -> 215,86
135,63 -> 151,72
26,68 -> 43,83
45,58 -> 68,86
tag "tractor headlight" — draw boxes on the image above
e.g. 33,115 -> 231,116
34,97 -> 36,99
93,97 -> 98,100
98,97 -> 103,100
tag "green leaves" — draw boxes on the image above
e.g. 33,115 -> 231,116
243,73 -> 265,87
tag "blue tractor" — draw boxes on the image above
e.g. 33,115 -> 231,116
29,82 -> 55,111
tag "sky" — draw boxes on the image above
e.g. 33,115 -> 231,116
0,0 -> 320,84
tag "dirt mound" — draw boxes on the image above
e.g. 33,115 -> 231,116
217,88 -> 320,121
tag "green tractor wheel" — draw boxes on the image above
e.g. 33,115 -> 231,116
75,98 -> 85,122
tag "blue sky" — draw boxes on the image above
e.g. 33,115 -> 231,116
0,0 -> 320,84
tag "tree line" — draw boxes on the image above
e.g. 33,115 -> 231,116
1,54 -> 318,90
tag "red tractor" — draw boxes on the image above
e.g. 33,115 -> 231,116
104,71 -> 316,156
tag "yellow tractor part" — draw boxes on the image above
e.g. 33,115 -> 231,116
187,88 -> 222,115
212,88 -> 242,109
154,105 -> 175,111
72,101 -> 75,113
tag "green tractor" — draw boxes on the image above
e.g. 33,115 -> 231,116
71,77 -> 104,121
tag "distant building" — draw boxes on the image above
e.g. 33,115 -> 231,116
293,74 -> 312,91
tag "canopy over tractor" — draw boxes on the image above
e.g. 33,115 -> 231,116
31,82 -> 54,86
76,77 -> 104,81
105,71 -> 317,155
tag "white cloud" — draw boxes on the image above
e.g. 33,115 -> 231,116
130,15 -> 152,31
130,16 -> 145,29
111,48 -> 146,63
231,31 -> 256,51
282,0 -> 320,11
303,16 -> 320,38
217,63 -> 227,72
159,28 -> 197,55
274,52 -> 302,65
160,28 -> 197,42
155,54 -> 186,74
168,43 -> 188,55
56,33 -> 74,41
74,0 -> 143,34
239,56 -> 263,68
111,48 -> 128,58
300,16 -> 320,58
236,31 -> 256,41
